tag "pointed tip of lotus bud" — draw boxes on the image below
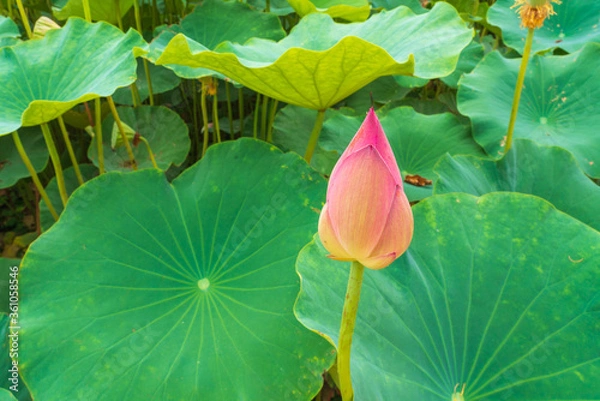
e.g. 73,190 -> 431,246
339,107 -> 403,187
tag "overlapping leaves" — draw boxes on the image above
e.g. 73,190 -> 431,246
296,193 -> 600,400
20,139 -> 334,400
156,2 -> 473,109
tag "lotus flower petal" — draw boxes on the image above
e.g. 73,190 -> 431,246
318,203 -> 353,260
327,145 -> 397,258
367,186 -> 414,267
359,252 -> 398,270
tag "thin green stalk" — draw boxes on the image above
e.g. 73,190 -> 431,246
266,99 -> 279,143
337,261 -> 365,401
505,28 -> 535,154
114,0 -> 123,30
191,80 -> 200,158
265,0 -> 270,12
212,93 -> 221,143
152,0 -> 158,32
15,0 -> 32,39
304,109 -> 326,162
130,83 -> 140,107
225,81 -> 234,138
11,131 -> 59,221
7,0 -> 14,20
137,136 -> 158,168
40,123 -> 68,207
57,116 -> 84,185
95,98 -> 104,174
81,0 -> 92,21
253,93 -> 261,139
133,0 -> 154,105
238,87 -> 244,136
260,95 -> 269,140
107,96 -> 137,170
200,82 -> 210,156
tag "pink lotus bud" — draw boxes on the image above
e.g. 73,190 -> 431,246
318,108 -> 414,270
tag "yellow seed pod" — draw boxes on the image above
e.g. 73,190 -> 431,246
511,0 -> 561,29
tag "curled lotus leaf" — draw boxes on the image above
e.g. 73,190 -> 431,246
0,18 -> 147,136
156,2 -> 473,109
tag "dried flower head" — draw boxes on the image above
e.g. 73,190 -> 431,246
511,0 -> 561,29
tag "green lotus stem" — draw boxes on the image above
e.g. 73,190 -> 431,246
225,81 -> 234,138
95,98 -> 105,174
81,0 -> 92,21
192,80 -> 200,157
15,0 -> 32,39
141,61 -> 154,105
253,93 -> 261,139
265,0 -> 270,12
505,28 -> 534,154
57,116 -> 84,186
200,82 -> 210,156
304,109 -> 326,163
7,1 -> 14,20
107,96 -> 138,170
152,0 -> 158,32
130,83 -> 140,107
11,131 -> 59,221
337,260 -> 365,401
267,99 -> 279,143
114,0 -> 123,30
238,87 -> 244,136
137,136 -> 158,169
260,95 -> 269,140
212,93 -> 221,143
133,0 -> 155,106
40,123 -> 68,207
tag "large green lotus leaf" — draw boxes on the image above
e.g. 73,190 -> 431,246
377,107 -> 487,184
341,76 -> 411,114
0,388 -> 17,401
440,39 -> 484,88
156,2 -> 473,109
0,127 -> 48,189
371,0 -> 425,13
146,0 -> 285,79
295,192 -> 600,400
432,0 -> 490,24
0,258 -> 20,314
458,44 -> 600,177
88,105 -> 190,172
1,311 -> 32,401
273,105 -> 342,175
19,138 -> 335,400
434,139 -> 600,231
0,16 -> 20,48
247,0 -> 295,15
113,59 -> 181,105
0,18 -> 147,136
286,0 -> 371,22
487,0 -> 600,54
39,164 -> 98,232
51,0 -> 135,23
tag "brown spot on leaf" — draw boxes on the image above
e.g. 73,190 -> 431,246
404,174 -> 432,187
